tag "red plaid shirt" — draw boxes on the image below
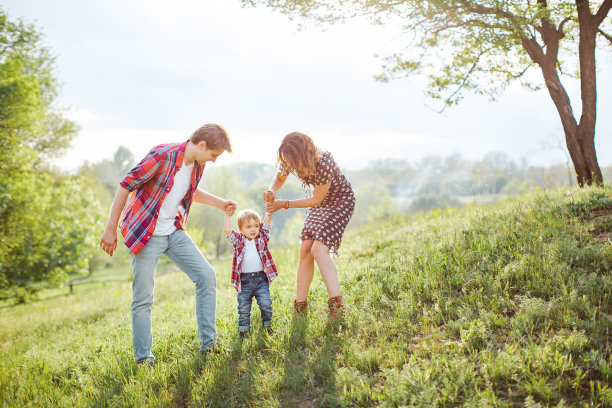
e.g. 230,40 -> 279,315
119,141 -> 204,254
227,224 -> 278,293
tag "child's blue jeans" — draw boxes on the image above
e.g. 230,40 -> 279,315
237,271 -> 272,333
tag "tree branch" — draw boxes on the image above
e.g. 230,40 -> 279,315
598,28 -> 612,45
440,47 -> 492,112
594,0 -> 612,27
521,36 -> 546,64
558,17 -> 572,34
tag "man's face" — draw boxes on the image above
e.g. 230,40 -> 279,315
239,219 -> 260,240
196,142 -> 224,164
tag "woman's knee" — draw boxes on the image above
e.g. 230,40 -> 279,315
310,241 -> 330,259
299,241 -> 315,261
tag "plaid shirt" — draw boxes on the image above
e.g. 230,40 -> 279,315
227,224 -> 278,293
119,141 -> 204,254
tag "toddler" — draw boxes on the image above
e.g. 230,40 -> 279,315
225,207 -> 278,337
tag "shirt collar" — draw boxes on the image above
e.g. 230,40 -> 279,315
175,140 -> 188,169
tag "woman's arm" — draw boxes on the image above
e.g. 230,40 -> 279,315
263,171 -> 287,205
265,182 -> 331,213
269,171 -> 287,192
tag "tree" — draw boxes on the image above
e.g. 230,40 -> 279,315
243,0 -> 611,186
0,10 -> 101,300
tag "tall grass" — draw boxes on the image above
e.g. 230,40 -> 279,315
1,187 -> 611,407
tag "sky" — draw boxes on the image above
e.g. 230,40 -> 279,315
4,0 -> 611,172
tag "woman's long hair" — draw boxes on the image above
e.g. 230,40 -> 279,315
278,132 -> 320,181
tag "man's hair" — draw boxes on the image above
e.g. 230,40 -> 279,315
278,131 -> 320,180
237,209 -> 261,229
190,123 -> 232,153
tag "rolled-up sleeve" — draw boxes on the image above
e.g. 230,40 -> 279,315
120,148 -> 164,192
260,224 -> 271,243
227,230 -> 242,247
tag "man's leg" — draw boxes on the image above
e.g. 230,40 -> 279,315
131,236 -> 167,363
166,230 -> 217,350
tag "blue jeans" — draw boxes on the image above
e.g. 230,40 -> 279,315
237,272 -> 273,333
130,229 -> 217,363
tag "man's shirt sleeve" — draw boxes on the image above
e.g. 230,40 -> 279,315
120,147 -> 165,191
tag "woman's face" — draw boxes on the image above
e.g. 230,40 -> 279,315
281,154 -> 308,179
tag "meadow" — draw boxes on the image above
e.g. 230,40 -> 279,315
1,187 -> 611,407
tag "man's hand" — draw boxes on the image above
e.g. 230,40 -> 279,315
223,200 -> 237,216
100,228 -> 118,256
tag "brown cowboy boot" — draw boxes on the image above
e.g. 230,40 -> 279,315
327,295 -> 344,318
293,299 -> 308,315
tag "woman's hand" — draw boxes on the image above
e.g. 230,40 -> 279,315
265,199 -> 285,213
263,190 -> 275,203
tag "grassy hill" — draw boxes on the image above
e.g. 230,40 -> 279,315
1,187 -> 611,407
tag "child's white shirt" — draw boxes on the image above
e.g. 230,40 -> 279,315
153,160 -> 194,236
240,238 -> 264,273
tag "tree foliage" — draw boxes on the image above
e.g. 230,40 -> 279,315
243,0 -> 611,186
0,9 -> 102,300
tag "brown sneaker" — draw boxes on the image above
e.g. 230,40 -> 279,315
328,295 -> 344,318
293,299 -> 308,315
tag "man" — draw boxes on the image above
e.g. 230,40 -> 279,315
100,123 -> 236,365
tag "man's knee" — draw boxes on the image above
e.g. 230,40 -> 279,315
194,267 -> 216,289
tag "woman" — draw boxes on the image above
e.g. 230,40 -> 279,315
264,131 -> 355,317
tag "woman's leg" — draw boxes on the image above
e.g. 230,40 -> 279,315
310,240 -> 341,298
296,240 -> 315,302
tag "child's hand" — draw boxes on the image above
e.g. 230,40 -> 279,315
225,204 -> 236,216
263,190 -> 275,203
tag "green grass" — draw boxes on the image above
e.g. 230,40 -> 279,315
1,187 -> 611,407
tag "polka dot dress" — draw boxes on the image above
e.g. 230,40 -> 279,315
299,151 -> 355,256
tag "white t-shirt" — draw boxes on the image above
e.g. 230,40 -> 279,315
240,238 -> 264,273
153,160 -> 194,236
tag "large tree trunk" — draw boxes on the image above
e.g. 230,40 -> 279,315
522,2 -> 604,187
540,63 -> 602,187
575,1 -> 604,186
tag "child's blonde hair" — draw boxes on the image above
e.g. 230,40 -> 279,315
237,209 -> 261,229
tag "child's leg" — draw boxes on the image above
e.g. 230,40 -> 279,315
237,274 -> 255,333
254,272 -> 273,328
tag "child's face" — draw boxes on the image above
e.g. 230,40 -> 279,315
239,219 -> 260,240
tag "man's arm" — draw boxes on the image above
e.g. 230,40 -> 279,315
194,188 -> 237,212
100,186 -> 130,256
